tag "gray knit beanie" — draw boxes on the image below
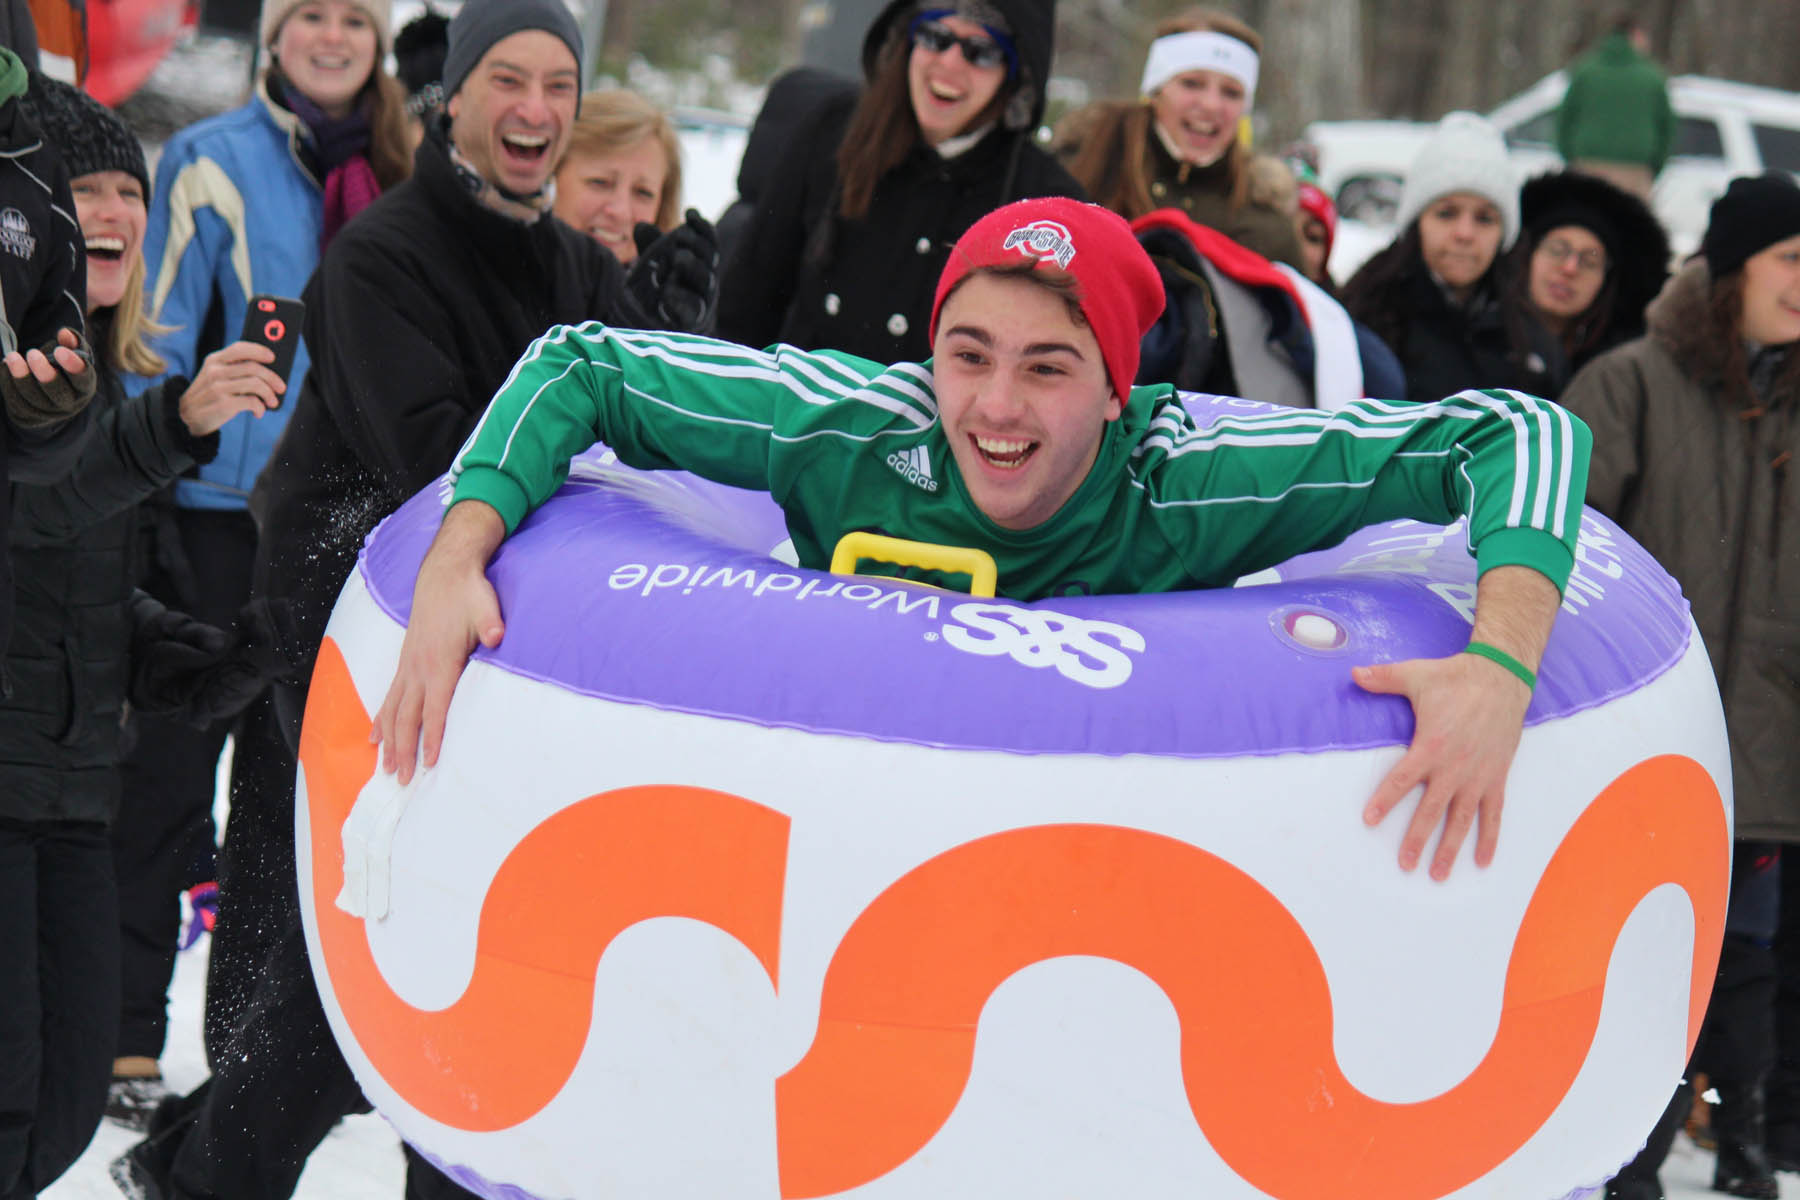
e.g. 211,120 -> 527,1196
1395,111 -> 1521,248
441,0 -> 584,102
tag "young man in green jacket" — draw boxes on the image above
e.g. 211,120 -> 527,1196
375,197 -> 1592,884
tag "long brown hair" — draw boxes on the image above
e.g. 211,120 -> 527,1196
836,23 -> 925,222
1057,8 -> 1260,221
364,71 -> 412,189
836,13 -> 1023,221
267,62 -> 412,191
1508,233 -> 1620,366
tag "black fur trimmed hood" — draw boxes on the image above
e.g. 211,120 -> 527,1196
1646,259 -> 1800,407
1521,170 -> 1668,348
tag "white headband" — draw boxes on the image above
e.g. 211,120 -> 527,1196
1139,31 -> 1259,108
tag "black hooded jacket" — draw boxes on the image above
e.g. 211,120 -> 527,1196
249,122 -> 646,729
1517,170 -> 1670,384
716,0 -> 1085,364
0,76 -> 91,682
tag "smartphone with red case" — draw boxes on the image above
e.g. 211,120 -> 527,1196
241,294 -> 305,384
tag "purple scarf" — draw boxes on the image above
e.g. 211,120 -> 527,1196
280,78 -> 381,249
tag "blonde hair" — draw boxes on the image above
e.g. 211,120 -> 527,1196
561,90 -> 683,232
106,252 -> 169,378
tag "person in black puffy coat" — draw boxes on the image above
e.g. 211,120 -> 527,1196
0,74 -> 293,1200
717,0 -> 1085,364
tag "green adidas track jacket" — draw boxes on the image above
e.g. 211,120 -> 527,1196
449,324 -> 1591,603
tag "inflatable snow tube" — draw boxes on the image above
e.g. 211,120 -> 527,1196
299,393 -> 1731,1200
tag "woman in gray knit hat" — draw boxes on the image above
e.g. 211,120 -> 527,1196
1342,111 -> 1560,405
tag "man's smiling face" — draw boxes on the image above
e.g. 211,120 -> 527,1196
447,31 -> 580,197
932,270 -> 1122,531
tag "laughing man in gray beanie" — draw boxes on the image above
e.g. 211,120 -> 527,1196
106,3 -> 720,1200
441,0 -> 583,104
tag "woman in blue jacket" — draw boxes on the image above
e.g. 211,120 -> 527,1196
108,0 -> 410,1127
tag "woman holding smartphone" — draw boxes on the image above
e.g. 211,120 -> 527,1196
0,75 -> 293,1196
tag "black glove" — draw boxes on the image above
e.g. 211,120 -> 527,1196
131,596 -> 305,728
2,330 -> 97,429
625,209 -> 719,334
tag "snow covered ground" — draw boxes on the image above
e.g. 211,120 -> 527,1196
38,924 -> 1796,1200
45,940 -> 406,1199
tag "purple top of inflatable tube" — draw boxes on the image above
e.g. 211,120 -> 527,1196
358,396 -> 1689,759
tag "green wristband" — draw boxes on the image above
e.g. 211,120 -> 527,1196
1463,641 -> 1537,691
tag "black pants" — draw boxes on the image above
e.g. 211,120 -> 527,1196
155,686 -> 474,1199
1613,840 -> 1781,1187
112,508 -> 255,1063
1767,854 -> 1800,1139
0,818 -> 119,1200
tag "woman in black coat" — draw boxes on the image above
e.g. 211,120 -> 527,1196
717,0 -> 1085,364
0,76 -> 290,1200
1512,170 -> 1670,390
1341,112 -> 1560,405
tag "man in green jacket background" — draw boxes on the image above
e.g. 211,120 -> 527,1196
1555,14 -> 1674,199
375,196 -> 1593,886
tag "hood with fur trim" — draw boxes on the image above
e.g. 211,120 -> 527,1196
1646,259 -> 1800,406
1522,169 -> 1668,348
861,0 -> 1056,130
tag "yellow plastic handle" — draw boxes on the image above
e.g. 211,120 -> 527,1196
829,532 -> 998,598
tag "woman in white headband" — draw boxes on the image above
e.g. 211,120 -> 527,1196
1054,7 -> 1302,268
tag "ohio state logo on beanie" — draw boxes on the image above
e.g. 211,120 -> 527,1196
1002,220 -> 1077,269
932,198 -> 1166,404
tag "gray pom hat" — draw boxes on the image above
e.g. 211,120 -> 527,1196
1395,111 -> 1521,249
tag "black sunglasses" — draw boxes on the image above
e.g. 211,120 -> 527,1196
909,17 -> 1012,72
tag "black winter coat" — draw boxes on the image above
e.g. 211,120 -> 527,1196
0,79 -> 91,676
1387,272 -> 1561,406
251,123 -> 646,703
716,0 -> 1085,365
1,347 -> 214,823
714,66 -> 857,265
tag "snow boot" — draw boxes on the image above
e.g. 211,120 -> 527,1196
1712,1079 -> 1780,1198
104,1073 -> 172,1132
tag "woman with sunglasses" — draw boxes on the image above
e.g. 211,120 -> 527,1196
1514,170 -> 1668,388
716,0 -> 1083,365
1053,8 -> 1302,269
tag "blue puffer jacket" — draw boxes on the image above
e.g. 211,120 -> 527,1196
137,79 -> 320,511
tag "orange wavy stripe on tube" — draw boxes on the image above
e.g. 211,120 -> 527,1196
775,756 -> 1728,1199
300,636 -> 791,1132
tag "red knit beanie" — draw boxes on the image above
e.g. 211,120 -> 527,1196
931,198 -> 1166,403
1296,180 -> 1337,260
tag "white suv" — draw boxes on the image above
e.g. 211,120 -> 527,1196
1303,71 -> 1800,259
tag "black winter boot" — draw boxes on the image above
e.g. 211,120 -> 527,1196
1713,1140 -> 1780,1198
1712,1079 -> 1780,1198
